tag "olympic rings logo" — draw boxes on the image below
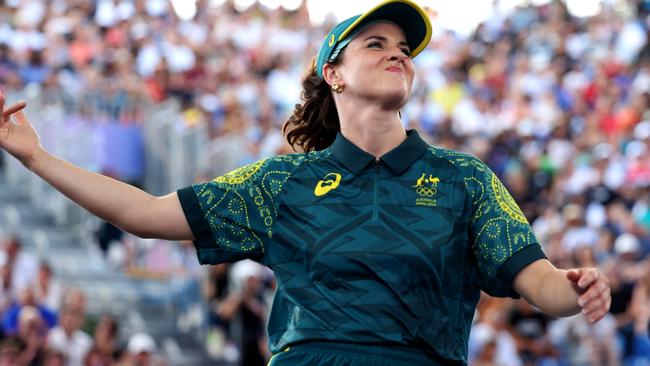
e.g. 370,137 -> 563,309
416,187 -> 437,197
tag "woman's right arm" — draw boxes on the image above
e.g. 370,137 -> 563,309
1,91 -> 193,241
29,148 -> 192,240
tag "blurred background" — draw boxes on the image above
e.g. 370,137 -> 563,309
0,0 -> 649,365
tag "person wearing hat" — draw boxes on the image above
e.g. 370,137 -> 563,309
126,332 -> 157,366
0,1 -> 611,365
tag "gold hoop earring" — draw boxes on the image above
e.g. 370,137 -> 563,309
331,84 -> 344,94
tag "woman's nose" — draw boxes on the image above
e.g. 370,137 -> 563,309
388,49 -> 407,62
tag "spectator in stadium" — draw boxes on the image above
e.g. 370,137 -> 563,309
216,260 -> 269,365
507,300 -> 560,365
467,296 -> 520,366
0,44 -> 19,91
0,337 -> 24,366
0,1 -> 614,365
33,261 -> 66,312
15,305 -> 48,365
91,313 -> 119,361
1,235 -> 38,293
42,348 -> 67,366
2,287 -> 57,336
82,347 -> 110,366
603,233 -> 650,364
47,303 -> 94,366
0,256 -> 16,315
627,271 -> 650,363
125,332 -> 160,366
202,263 -> 232,357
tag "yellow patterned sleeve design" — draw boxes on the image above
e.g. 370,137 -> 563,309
192,157 -> 299,261
490,174 -> 528,224
447,153 -> 538,281
215,159 -> 267,185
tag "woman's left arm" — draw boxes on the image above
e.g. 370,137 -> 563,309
513,259 -> 611,323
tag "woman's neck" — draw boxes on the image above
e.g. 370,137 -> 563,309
337,105 -> 407,159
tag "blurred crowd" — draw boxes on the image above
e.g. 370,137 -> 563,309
0,0 -> 649,365
95,226 -> 275,365
0,235 -> 166,366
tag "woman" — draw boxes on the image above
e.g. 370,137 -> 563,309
0,1 -> 610,365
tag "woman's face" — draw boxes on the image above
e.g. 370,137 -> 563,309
333,22 -> 415,110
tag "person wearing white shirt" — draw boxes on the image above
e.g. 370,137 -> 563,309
33,261 -> 66,312
47,304 -> 93,366
2,235 -> 38,293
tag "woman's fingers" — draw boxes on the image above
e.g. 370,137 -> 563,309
3,100 -> 27,121
583,295 -> 611,323
578,273 -> 611,323
0,88 -> 27,124
578,277 -> 609,306
582,287 -> 610,313
569,267 -> 611,323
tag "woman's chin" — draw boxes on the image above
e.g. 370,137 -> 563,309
379,91 -> 409,111
350,86 -> 410,110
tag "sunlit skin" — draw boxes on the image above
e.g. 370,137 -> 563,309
325,21 -> 414,112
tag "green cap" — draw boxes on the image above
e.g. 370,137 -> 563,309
315,0 -> 432,79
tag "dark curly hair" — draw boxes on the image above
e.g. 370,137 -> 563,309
283,59 -> 341,152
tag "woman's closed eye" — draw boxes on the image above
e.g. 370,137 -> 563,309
367,42 -> 411,56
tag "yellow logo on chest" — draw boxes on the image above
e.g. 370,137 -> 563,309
413,173 -> 440,206
314,173 -> 341,197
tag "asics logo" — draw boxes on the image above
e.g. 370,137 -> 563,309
314,173 -> 341,197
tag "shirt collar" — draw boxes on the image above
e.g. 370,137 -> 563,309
330,129 -> 429,175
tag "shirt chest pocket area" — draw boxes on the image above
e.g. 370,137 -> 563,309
386,180 -> 465,236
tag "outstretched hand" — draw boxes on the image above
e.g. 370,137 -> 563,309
567,268 -> 611,324
0,89 -> 40,168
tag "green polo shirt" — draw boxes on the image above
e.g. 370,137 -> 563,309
177,130 -> 545,364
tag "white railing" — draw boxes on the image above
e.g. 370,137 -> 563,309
142,107 -> 251,195
142,99 -> 209,196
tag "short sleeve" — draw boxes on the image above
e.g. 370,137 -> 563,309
465,158 -> 546,297
177,158 -> 291,265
